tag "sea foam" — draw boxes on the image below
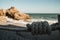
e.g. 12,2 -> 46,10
6,17 -> 58,25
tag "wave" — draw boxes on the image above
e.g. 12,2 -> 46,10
6,17 -> 58,25
31,19 -> 58,25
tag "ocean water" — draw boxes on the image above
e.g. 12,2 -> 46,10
6,13 -> 58,25
28,13 -> 58,24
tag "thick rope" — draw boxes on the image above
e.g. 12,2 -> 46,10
27,21 -> 51,35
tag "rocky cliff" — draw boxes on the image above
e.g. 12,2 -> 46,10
0,7 -> 31,23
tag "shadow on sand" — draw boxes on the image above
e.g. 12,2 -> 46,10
0,24 -> 60,40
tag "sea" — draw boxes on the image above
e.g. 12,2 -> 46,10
28,13 -> 58,25
6,13 -> 58,25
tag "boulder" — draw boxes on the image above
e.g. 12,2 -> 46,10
6,7 -> 31,21
0,7 -> 31,21
0,9 -> 6,16
0,16 -> 7,23
19,13 -> 31,21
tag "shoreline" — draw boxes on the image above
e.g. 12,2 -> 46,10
0,18 -> 58,27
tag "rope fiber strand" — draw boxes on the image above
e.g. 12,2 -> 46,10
27,21 -> 51,35
0,21 -> 60,35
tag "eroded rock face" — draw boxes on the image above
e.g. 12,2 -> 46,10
0,7 -> 31,21
6,7 -> 31,21
0,9 -> 6,16
0,16 -> 7,23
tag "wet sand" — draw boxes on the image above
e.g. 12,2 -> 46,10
0,29 -> 60,40
0,22 -> 26,27
0,24 -> 60,40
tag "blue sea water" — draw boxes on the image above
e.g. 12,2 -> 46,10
26,13 -> 58,24
28,13 -> 58,20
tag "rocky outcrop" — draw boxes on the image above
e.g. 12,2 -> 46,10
0,9 -> 6,16
0,16 -> 7,23
0,7 -> 31,21
0,9 -> 7,23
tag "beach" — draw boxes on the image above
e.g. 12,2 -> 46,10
0,0 -> 60,40
0,28 -> 60,40
0,14 -> 59,40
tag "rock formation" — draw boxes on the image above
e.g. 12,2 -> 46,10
0,9 -> 7,23
0,9 -> 6,16
0,7 -> 31,22
0,16 -> 7,23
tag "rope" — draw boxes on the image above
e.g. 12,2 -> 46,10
27,21 -> 51,35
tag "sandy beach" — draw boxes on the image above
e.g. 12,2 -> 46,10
0,28 -> 60,40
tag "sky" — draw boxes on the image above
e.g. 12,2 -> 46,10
0,0 -> 60,13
